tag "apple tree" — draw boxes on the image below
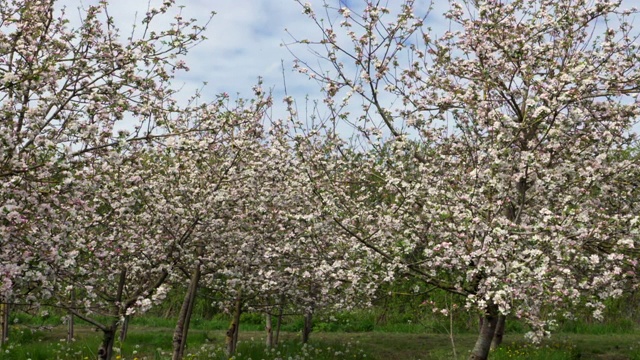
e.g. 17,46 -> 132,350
291,1 -> 640,359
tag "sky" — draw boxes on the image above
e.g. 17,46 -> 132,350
54,0 -> 639,134
56,0 -> 439,121
55,0 -> 353,114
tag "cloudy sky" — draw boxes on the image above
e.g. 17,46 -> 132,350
55,0 -> 639,133
57,0 -> 439,119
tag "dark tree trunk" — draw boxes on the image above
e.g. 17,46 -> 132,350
225,291 -> 242,356
468,305 -> 499,360
0,302 -> 9,346
232,295 -> 241,352
172,264 -> 201,360
98,269 -> 127,360
302,285 -> 318,344
302,311 -> 313,343
98,322 -> 118,360
491,315 -> 506,350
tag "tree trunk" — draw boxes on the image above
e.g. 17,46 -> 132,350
302,285 -> 317,344
67,313 -> 75,342
232,295 -> 241,353
468,305 -> 499,360
164,302 -> 175,318
0,302 -> 9,346
98,269 -> 125,360
274,293 -> 285,346
225,291 -> 242,356
491,315 -> 506,350
68,288 -> 75,342
119,315 -> 130,342
265,312 -> 273,348
302,311 -> 313,343
98,322 -> 118,360
172,264 -> 201,360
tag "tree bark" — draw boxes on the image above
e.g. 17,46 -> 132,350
67,313 -> 75,342
265,312 -> 273,348
468,305 -> 499,360
98,269 -> 126,360
0,302 -> 9,346
67,287 -> 76,342
172,263 -> 201,360
491,315 -> 506,350
232,295 -> 241,353
302,310 -> 313,343
225,291 -> 242,356
302,285 -> 317,344
119,315 -> 130,342
98,322 -> 118,360
164,302 -> 175,318
274,293 -> 285,346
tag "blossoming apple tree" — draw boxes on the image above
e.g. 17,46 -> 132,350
188,119 -> 382,355
239,123 -> 383,346
0,0 -> 209,299
0,0 -> 212,354
291,0 -> 640,359
159,92 -> 272,360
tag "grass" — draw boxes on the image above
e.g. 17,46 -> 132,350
4,308 -> 639,359
2,323 -> 640,360
491,335 -> 640,360
555,318 -> 639,334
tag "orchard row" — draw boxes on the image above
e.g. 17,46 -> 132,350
1,1 -> 639,359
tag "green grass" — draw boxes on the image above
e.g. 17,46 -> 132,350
3,308 -> 639,359
490,335 -> 640,360
2,323 -> 640,360
555,318 -> 638,334
128,314 -> 267,332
